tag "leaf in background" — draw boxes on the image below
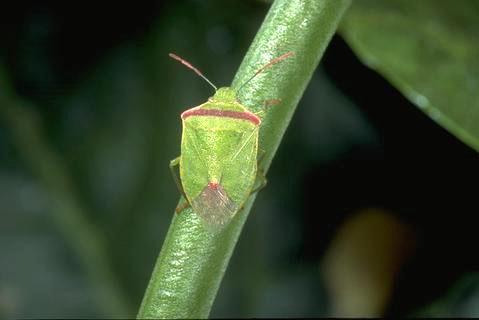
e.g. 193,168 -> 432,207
414,273 -> 479,317
340,0 -> 479,151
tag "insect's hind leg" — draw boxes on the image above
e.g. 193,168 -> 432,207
175,197 -> 191,214
170,156 -> 191,214
250,150 -> 268,195
237,170 -> 267,213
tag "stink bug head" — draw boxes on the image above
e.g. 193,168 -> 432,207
203,87 -> 247,113
209,87 -> 237,104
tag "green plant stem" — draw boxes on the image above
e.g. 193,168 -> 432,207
0,69 -> 133,316
137,0 -> 351,318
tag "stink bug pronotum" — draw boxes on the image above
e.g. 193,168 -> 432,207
169,51 -> 294,227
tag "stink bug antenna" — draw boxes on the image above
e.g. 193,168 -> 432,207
236,51 -> 294,95
169,53 -> 218,91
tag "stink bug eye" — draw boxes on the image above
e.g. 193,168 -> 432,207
169,51 -> 294,227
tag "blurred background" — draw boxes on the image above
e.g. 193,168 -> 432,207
1,0 -> 479,317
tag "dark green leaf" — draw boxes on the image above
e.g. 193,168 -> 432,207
341,0 -> 479,151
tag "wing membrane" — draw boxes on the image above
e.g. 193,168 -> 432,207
191,183 -> 238,226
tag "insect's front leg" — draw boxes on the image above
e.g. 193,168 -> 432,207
170,156 -> 191,214
253,98 -> 282,118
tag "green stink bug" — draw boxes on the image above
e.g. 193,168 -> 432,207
169,52 -> 293,226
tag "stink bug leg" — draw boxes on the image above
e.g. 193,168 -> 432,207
251,169 -> 267,194
236,170 -> 267,213
175,198 -> 191,214
251,149 -> 268,195
170,156 -> 191,214
250,98 -> 281,119
169,156 -> 184,197
263,98 -> 282,108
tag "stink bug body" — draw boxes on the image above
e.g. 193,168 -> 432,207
169,52 -> 293,227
